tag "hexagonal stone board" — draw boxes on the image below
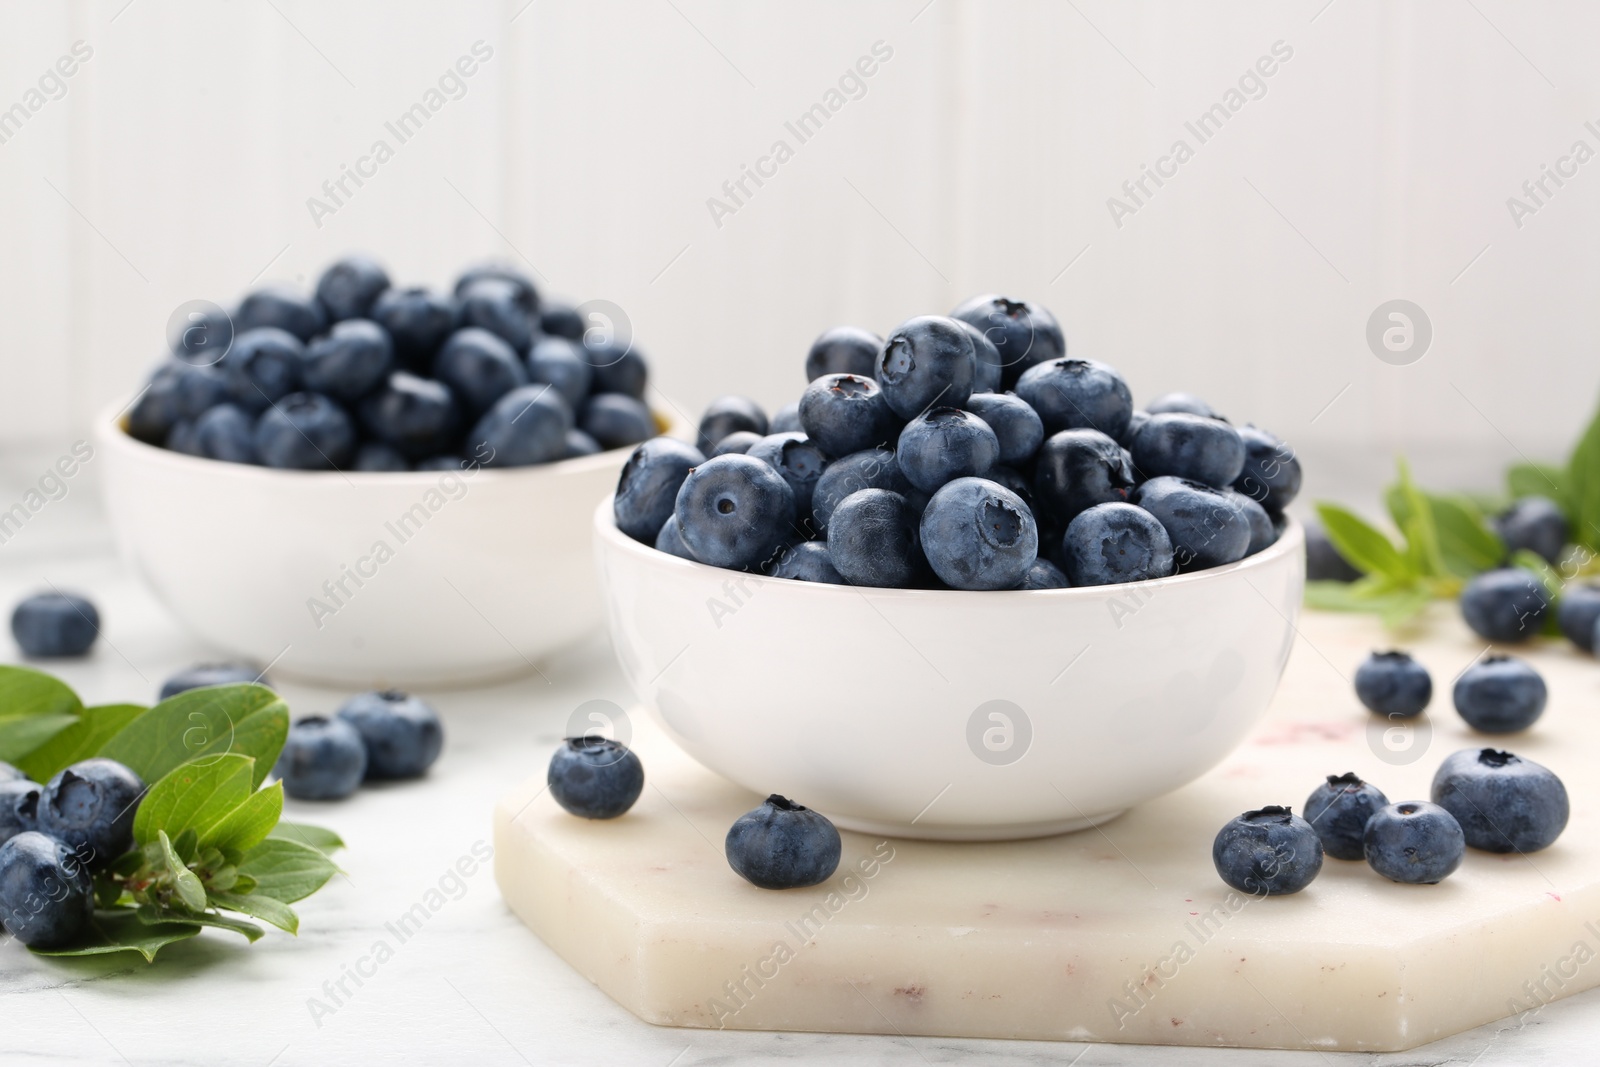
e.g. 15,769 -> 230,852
494,609 -> 1598,1051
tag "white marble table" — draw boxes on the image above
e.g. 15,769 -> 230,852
3,515 -> 1598,1065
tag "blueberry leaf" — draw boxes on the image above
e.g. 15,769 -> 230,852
1314,503 -> 1411,580
138,903 -> 264,943
0,666 -> 83,720
0,713 -> 79,764
211,890 -> 299,935
1564,402 -> 1600,553
133,754 -> 254,847
98,684 -> 287,790
1425,495 -> 1504,577
1508,462 -> 1568,509
15,703 -> 146,781
158,830 -> 209,913
30,909 -> 201,962
1387,458 -> 1449,579
268,821 -> 345,855
237,837 -> 340,903
200,781 -> 283,854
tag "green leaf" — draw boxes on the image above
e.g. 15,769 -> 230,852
212,890 -> 299,934
1304,577 -> 1430,618
1565,400 -> 1600,553
0,713 -> 79,763
15,703 -> 146,781
1388,458 -> 1449,578
269,821 -> 345,854
31,909 -> 200,962
238,838 -> 340,903
0,666 -> 82,719
1511,549 -> 1563,602
158,831 -> 208,912
1509,462 -> 1570,509
200,781 -> 283,853
1427,495 -> 1505,577
99,684 -> 287,790
133,754 -> 254,847
1314,503 -> 1411,580
1378,586 -> 1435,628
137,903 -> 263,943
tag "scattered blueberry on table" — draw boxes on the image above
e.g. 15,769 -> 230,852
1362,801 -> 1465,885
1303,772 -> 1389,861
336,690 -> 443,780
274,716 -> 368,801
11,592 -> 99,658
547,737 -> 645,819
1353,650 -> 1432,719
1211,806 -> 1324,896
0,831 -> 94,948
725,794 -> 842,890
158,661 -> 269,700
1452,655 -> 1547,735
1431,748 -> 1568,854
1458,567 -> 1550,643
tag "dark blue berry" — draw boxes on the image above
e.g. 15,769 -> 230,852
725,794 -> 841,890
698,396 -> 769,452
303,318 -> 394,403
434,327 -> 529,419
956,320 -> 1003,394
675,454 -> 797,569
1558,582 -> 1600,652
1130,412 -> 1246,489
548,737 -> 644,819
1354,650 -> 1431,718
770,402 -> 802,434
745,433 -> 827,520
768,540 -> 845,583
353,442 -> 410,471
1363,801 -> 1465,884
614,438 -> 705,543
964,392 -> 1043,466
948,294 -> 1065,389
539,301 -> 583,340
526,336 -> 593,410
876,316 -> 975,420
583,341 -> 648,399
1060,502 -> 1174,586
193,403 -> 258,464
1431,748 -> 1567,853
654,516 -> 696,560
919,478 -> 1036,590
1015,358 -> 1132,439
274,717 -> 366,800
896,408 -> 1000,493
12,592 -> 99,658
1305,521 -> 1361,582
799,373 -> 898,458
1453,655 -> 1546,734
456,277 -> 535,353
0,831 -> 93,947
0,778 -> 41,845
360,372 -> 461,460
1132,476 -> 1251,572
564,430 -> 602,458
809,447 -> 909,534
1212,806 -> 1323,895
805,326 -> 881,381
1495,497 -> 1568,566
1226,490 -> 1277,555
1016,558 -> 1070,589
827,489 -> 924,588
371,287 -> 457,371
36,758 -> 144,866
1232,425 -> 1301,514
235,284 -> 326,342
255,392 -> 356,470
337,690 -> 443,779
1303,772 -> 1388,861
315,255 -> 390,322
1145,392 -> 1216,417
159,662 -> 266,700
221,327 -> 304,413
580,393 -> 655,451
1459,568 -> 1550,643
1032,428 -> 1134,527
468,385 -> 573,467
453,261 -> 539,316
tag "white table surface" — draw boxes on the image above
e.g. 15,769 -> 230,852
2,483 -> 1597,1066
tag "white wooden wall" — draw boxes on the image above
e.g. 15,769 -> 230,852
3,0 -> 1598,495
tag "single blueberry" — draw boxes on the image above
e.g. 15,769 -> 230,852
564,429 -> 602,458
302,318 -> 394,403
745,433 -> 828,519
654,516 -> 697,560
1459,568 -> 1550,643
805,326 -> 881,381
948,294 -> 1065,389
1363,801 -> 1465,884
36,758 -> 144,866
1303,772 -> 1389,861
1453,655 -> 1547,734
360,372 -> 461,459
0,831 -> 93,948
1211,805 -> 1323,895
614,438 -> 706,543
897,408 -> 1000,493
169,362 -> 233,418
711,431 -> 762,456
799,373 -> 899,458
580,393 -> 655,451
725,794 -> 841,890
168,303 -> 234,367
126,362 -> 186,444
770,402 -> 802,434
159,662 -> 266,700
193,403 -> 259,464
1015,358 -> 1132,440
337,690 -> 443,779
415,455 -> 468,472
353,442 -> 410,472
548,737 -> 644,819
964,392 -> 1043,466
166,419 -> 203,456
526,336 -> 594,411
255,392 -> 357,470
1016,557 -> 1070,589
1032,428 -> 1134,527
235,284 -> 326,342
453,261 -> 539,317
1060,502 -> 1174,586
12,592 -> 99,658
371,287 -> 457,371
1131,476 -> 1251,572
1130,412 -> 1246,489
1354,650 -> 1431,718
469,385 -> 573,467
675,454 -> 797,569
456,277 -> 536,353
987,465 -> 1034,510
1232,425 -> 1301,514
1431,747 -> 1568,853
1145,392 -> 1217,418
1,778 -> 41,845
1304,521 -> 1362,582
698,396 -> 770,453
315,255 -> 390,322
919,478 -> 1037,590
221,327 -> 305,413
767,540 -> 845,583
827,489 -> 925,588
583,341 -> 649,399
1558,582 -> 1600,652
1225,490 -> 1277,555
539,300 -> 584,341
809,447 -> 911,534
956,320 -> 1004,394
1495,497 -> 1568,566
876,316 -> 976,420
274,716 -> 367,800
1119,409 -> 1149,449
434,327 -> 529,419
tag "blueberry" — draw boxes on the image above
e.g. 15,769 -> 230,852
548,737 -> 644,819
828,489 -> 925,588
1015,358 -> 1132,440
809,447 -> 912,534
698,396 -> 770,453
580,393 -> 655,451
1305,521 -> 1362,582
1212,806 -> 1323,895
193,403 -> 259,464
1130,412 -> 1246,489
526,336 -> 594,410
1061,501 -> 1174,586
539,300 -> 584,341
770,402 -> 802,434
768,540 -> 845,583
654,516 -> 697,560
0,831 -> 93,948
303,318 -> 394,403
1303,772 -> 1389,861
130,361 -> 229,444
876,316 -> 976,419
1232,425 -> 1301,514
469,385 -> 573,467
453,261 -> 539,317
1363,801 -> 1465,884
456,277 -> 536,353
948,294 -> 1065,389
1118,409 -> 1149,449
315,255 -> 390,322
725,794 -> 841,890
675,454 -> 797,569
614,438 -> 706,543
371,287 -> 457,371
1146,392 -> 1217,418
919,478 -> 1037,590
963,392 -> 1043,466
987,465 -> 1034,509
897,408 -> 1000,493
1,778 -> 41,845
710,431 -> 761,457
166,419 -> 203,457
745,433 -> 827,519
169,303 -> 234,366
255,392 -> 357,470
336,690 -> 443,779
159,662 -> 266,700
12,592 -> 99,658
1354,650 -> 1431,718
564,430 -> 602,458
805,326 -> 881,381
1453,655 -> 1547,734
1032,428 -> 1134,527
1016,558 -> 1070,589
221,327 -> 304,413
37,758 -> 144,866
956,320 -> 1004,394
1459,568 -> 1550,643
583,341 -> 649,399
1132,476 -> 1251,572
433,327 -> 528,419
799,373 -> 899,458
1431,747 -> 1568,853
1557,582 -> 1600,651
235,284 -> 327,342
1495,497 -> 1568,566
1226,490 -> 1277,556
360,372 -> 461,459
353,442 -> 410,472
415,455 -> 467,472
274,716 -> 367,800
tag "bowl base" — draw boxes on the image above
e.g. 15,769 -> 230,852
825,808 -> 1128,843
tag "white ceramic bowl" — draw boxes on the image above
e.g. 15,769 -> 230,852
596,502 -> 1305,841
97,400 -> 657,687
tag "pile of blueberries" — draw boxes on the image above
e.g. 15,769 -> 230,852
547,737 -> 840,891
615,295 -> 1301,590
127,256 -> 655,471
1214,749 -> 1569,895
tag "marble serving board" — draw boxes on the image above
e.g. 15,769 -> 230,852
493,607 -> 1600,1052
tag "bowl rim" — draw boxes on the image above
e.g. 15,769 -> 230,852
595,493 -> 1305,601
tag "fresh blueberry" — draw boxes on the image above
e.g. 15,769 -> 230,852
1132,476 -> 1251,572
353,442 -> 410,472
255,392 -> 356,470
336,690 -> 443,779
1459,568 -> 1550,643
1015,359 -> 1132,440
12,592 -> 99,658
1060,501 -> 1174,586
371,287 -> 457,371
415,455 -> 468,472
827,489 -> 925,588
1303,772 -> 1389,861
36,758 -> 144,866
768,540 -> 845,583
1212,806 -> 1323,895
1130,412 -> 1246,489
221,327 -> 304,413
957,320 -> 1004,394
583,341 -> 648,399
799,373 -> 899,458
1145,392 -> 1217,418
1431,747 -> 1568,853
805,326 -> 882,381
159,662 -> 266,700
315,255 -> 390,322
654,516 -> 696,560
770,402 -> 802,434
614,438 -> 706,543
192,403 -> 259,464
166,419 -> 203,456
919,478 -> 1037,590
876,316 -> 976,420
948,294 -> 1065,389
274,716 -> 367,800
453,261 -> 539,317
711,431 -> 762,456
469,385 -> 573,467
1354,650 -> 1431,718
564,430 -> 602,458
1118,409 -> 1149,449
580,393 -> 655,451
360,372 -> 461,460
963,392 -> 1043,466
1363,801 -> 1465,884
130,361 -> 229,444
526,336 -> 594,410
1558,582 -> 1600,652
539,300 -> 584,341
235,284 -> 326,342
1032,428 -> 1134,526
698,396 -> 770,452
1,778 -> 40,845
725,794 -> 841,890
433,327 -> 528,419
809,447 -> 910,535
302,318 -> 394,403
896,408 -> 1000,493
986,465 -> 1034,508
456,277 -> 535,353
1226,490 -> 1277,555
1305,521 -> 1362,582
745,433 -> 827,519
1016,557 -> 1070,589
548,737 -> 644,819
1453,655 -> 1547,734
1232,425 -> 1301,514
0,831 -> 93,948
168,303 -> 234,367
675,454 -> 797,569
1495,497 -> 1568,566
